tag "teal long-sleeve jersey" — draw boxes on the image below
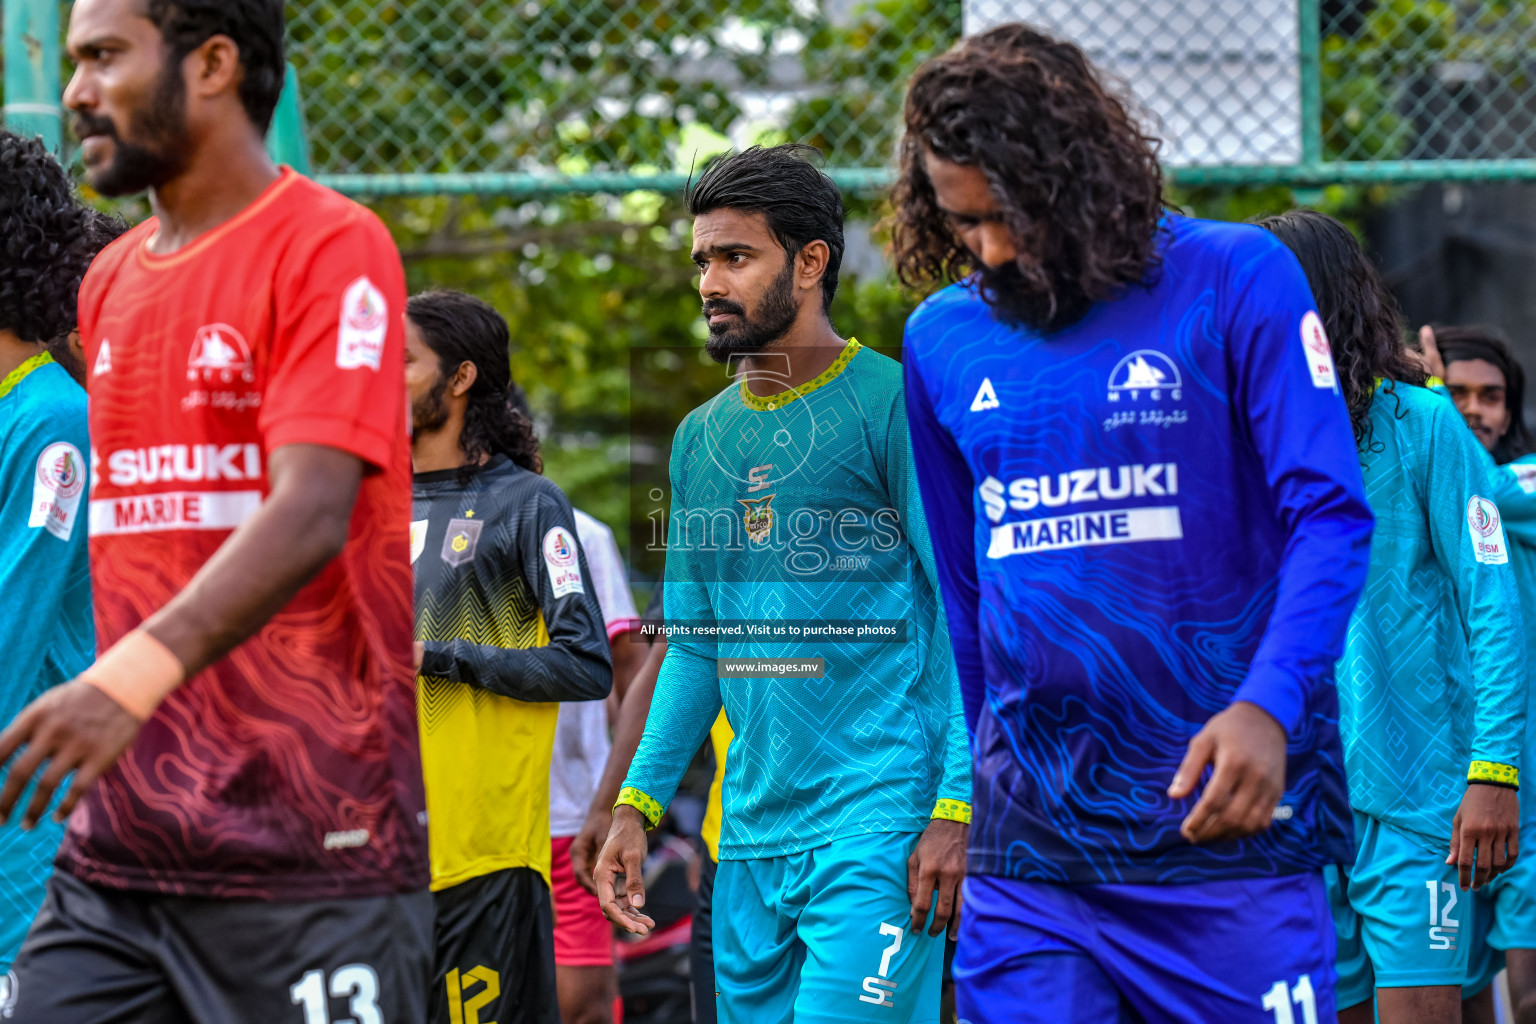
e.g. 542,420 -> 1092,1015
621,340 -> 971,859
1484,452 -> 1536,823
0,353 -> 93,968
1338,382 -> 1526,851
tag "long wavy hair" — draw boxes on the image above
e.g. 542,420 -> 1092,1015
1258,210 -> 1426,452
1432,325 -> 1533,464
405,290 -> 542,481
891,23 -> 1166,332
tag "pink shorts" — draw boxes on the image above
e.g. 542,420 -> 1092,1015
550,835 -> 616,967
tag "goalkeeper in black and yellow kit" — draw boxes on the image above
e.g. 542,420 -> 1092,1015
405,290 -> 612,1024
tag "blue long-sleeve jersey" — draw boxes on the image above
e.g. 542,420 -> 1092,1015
0,353 -> 93,967
903,216 -> 1371,884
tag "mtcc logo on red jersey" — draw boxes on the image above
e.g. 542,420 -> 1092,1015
187,324 -> 256,385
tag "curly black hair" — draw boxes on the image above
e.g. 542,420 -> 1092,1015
1258,209 -> 1426,452
1433,324 -> 1534,463
0,131 -> 123,344
892,23 -> 1166,332
406,290 -> 542,482
147,0 -> 286,133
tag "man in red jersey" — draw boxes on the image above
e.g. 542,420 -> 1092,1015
0,1 -> 431,1020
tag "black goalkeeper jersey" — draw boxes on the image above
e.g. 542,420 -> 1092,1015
411,455 -> 611,889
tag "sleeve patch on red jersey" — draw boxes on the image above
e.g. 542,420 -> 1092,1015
543,526 -> 585,598
30,441 -> 86,541
337,276 -> 387,372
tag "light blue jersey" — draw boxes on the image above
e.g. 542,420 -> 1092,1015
1337,382 -> 1525,852
622,340 -> 970,859
0,353 -> 93,968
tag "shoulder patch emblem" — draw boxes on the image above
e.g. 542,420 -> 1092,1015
1301,311 -> 1337,390
30,441 -> 86,541
337,276 -> 387,372
543,525 -> 585,598
1467,495 -> 1510,565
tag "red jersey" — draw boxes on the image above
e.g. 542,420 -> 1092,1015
66,170 -> 428,899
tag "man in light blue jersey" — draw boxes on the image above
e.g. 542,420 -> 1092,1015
1263,213 -> 1524,1024
591,145 -> 970,1024
1416,326 -> 1536,1024
0,131 -> 118,982
895,26 -> 1373,1024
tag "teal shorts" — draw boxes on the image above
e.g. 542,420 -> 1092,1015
1464,814 -> 1536,998
1326,813 -> 1475,1008
712,831 -> 945,1024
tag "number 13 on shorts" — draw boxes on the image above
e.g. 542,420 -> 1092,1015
1262,975 -> 1317,1024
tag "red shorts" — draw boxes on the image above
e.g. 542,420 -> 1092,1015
550,835 -> 616,967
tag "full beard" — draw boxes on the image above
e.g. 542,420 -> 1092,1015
703,260 -> 800,364
975,259 -> 1094,335
73,63 -> 192,197
411,378 -> 451,437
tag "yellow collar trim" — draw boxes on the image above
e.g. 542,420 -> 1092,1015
738,338 -> 861,412
0,351 -> 54,402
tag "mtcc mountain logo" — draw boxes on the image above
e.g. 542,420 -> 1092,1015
1108,350 -> 1182,402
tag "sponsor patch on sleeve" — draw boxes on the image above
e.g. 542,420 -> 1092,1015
1467,495 -> 1510,565
336,276 -> 387,371
1300,311 -> 1338,390
30,442 -> 86,541
543,525 -> 585,598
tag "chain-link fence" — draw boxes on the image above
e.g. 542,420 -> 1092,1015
10,0 -> 1536,192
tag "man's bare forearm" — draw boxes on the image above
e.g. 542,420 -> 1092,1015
141,445 -> 363,676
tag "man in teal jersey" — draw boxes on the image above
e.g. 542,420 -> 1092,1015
591,145 -> 970,1024
0,131 -> 119,982
1262,212 -> 1526,1024
1417,326 -> 1536,1024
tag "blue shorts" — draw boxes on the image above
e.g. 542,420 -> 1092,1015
1326,813 -> 1472,1008
711,831 -> 945,1024
954,872 -> 1336,1024
1464,815 -> 1536,998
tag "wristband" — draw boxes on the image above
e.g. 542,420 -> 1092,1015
932,798 -> 972,824
1468,760 -> 1519,789
81,630 -> 186,722
615,786 -> 664,830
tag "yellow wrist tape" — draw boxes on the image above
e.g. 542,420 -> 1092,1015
615,786 -> 664,830
81,630 -> 186,722
932,798 -> 973,824
1468,760 -> 1519,788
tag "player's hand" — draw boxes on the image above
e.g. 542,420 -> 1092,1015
1417,325 -> 1448,381
1169,701 -> 1287,844
571,804 -> 611,895
594,805 -> 656,935
1447,784 -> 1519,891
907,817 -> 968,939
413,642 -> 425,673
0,680 -> 142,829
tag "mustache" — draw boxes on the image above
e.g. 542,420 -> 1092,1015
71,112 -> 118,140
702,299 -> 745,318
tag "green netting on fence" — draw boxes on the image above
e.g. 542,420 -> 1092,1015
11,0 -> 1536,191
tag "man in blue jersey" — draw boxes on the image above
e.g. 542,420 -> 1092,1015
0,131 -> 117,984
894,26 -> 1373,1023
1263,213 -> 1524,1024
591,145 -> 971,1024
1415,326 -> 1536,1024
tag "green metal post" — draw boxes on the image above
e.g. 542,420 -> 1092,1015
265,63 -> 313,175
1297,0 -> 1324,172
2,0 -> 63,153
